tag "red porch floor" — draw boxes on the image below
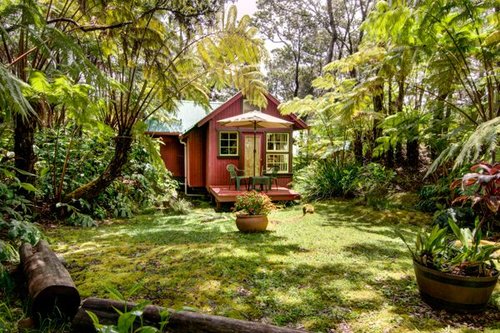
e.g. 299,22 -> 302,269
208,185 -> 300,207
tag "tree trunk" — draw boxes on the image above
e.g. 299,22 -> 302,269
353,131 -> 363,164
395,142 -> 404,166
64,135 -> 133,202
430,92 -> 449,159
325,0 -> 338,64
19,240 -> 80,321
372,93 -> 384,137
293,56 -> 300,97
406,139 -> 419,170
385,147 -> 394,168
14,113 -> 37,185
371,88 -> 384,161
72,297 -> 307,333
394,78 -> 405,167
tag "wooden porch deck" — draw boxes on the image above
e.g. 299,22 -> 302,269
208,185 -> 300,207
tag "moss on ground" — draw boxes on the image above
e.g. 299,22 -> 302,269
45,199 -> 500,333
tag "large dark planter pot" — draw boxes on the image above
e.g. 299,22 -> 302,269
235,215 -> 268,232
413,260 -> 499,312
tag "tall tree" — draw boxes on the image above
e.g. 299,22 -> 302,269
255,0 -> 326,99
1,0 -> 268,205
255,0 -> 374,100
281,0 -> 499,174
62,2 -> 267,202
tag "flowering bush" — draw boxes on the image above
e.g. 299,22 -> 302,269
234,191 -> 275,216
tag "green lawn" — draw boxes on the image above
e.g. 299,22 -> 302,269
47,200 -> 500,333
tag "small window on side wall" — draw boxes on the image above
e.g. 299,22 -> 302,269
219,131 -> 239,156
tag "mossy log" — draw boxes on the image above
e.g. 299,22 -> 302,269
72,297 -> 307,333
19,240 -> 80,320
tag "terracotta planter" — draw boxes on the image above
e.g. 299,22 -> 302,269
235,215 -> 268,232
413,260 -> 499,312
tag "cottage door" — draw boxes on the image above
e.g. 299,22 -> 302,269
244,135 -> 261,177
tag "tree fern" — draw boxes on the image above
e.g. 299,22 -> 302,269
0,64 -> 33,119
454,117 -> 499,168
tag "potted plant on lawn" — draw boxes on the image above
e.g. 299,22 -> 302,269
234,191 -> 275,232
398,216 -> 500,312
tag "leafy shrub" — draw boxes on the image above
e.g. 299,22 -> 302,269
425,163 -> 499,233
416,176 -> 454,212
1,219 -> 41,244
0,152 -> 42,291
35,129 -> 179,223
432,206 -> 476,229
295,160 -> 359,200
296,160 -> 394,207
357,163 -> 395,209
235,191 -> 275,215
451,162 -> 499,231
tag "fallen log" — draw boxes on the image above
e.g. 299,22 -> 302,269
19,240 -> 80,320
72,297 -> 307,333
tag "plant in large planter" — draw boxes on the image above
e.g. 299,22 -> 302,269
398,217 -> 500,312
234,191 -> 275,232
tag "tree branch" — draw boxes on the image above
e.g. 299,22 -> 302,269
46,18 -> 133,32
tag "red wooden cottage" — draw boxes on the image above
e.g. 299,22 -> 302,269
148,92 -> 307,207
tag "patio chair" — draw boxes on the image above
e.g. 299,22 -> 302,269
267,166 -> 279,189
226,164 -> 247,190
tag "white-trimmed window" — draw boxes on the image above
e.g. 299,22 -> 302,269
266,133 -> 289,152
219,131 -> 239,156
266,154 -> 289,173
266,133 -> 290,173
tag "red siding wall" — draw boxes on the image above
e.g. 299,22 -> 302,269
206,98 -> 243,187
186,127 -> 206,187
159,136 -> 184,177
204,95 -> 295,188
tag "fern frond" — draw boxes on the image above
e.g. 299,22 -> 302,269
0,64 -> 34,119
454,117 -> 499,169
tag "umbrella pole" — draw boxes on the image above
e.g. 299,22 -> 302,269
253,122 -> 256,177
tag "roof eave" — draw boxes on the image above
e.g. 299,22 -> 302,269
196,92 -> 243,128
145,131 -> 182,137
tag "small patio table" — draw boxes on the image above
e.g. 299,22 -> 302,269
250,176 -> 272,191
234,177 -> 249,191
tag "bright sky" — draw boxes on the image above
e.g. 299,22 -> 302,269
232,0 -> 280,53
233,0 -> 258,16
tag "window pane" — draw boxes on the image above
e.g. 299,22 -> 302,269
266,153 -> 289,173
220,131 -> 238,156
266,133 -> 289,152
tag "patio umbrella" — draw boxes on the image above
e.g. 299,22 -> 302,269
218,111 -> 293,177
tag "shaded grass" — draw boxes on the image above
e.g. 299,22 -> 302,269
45,199 -> 500,333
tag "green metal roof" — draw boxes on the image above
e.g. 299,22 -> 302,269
147,100 -> 223,133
